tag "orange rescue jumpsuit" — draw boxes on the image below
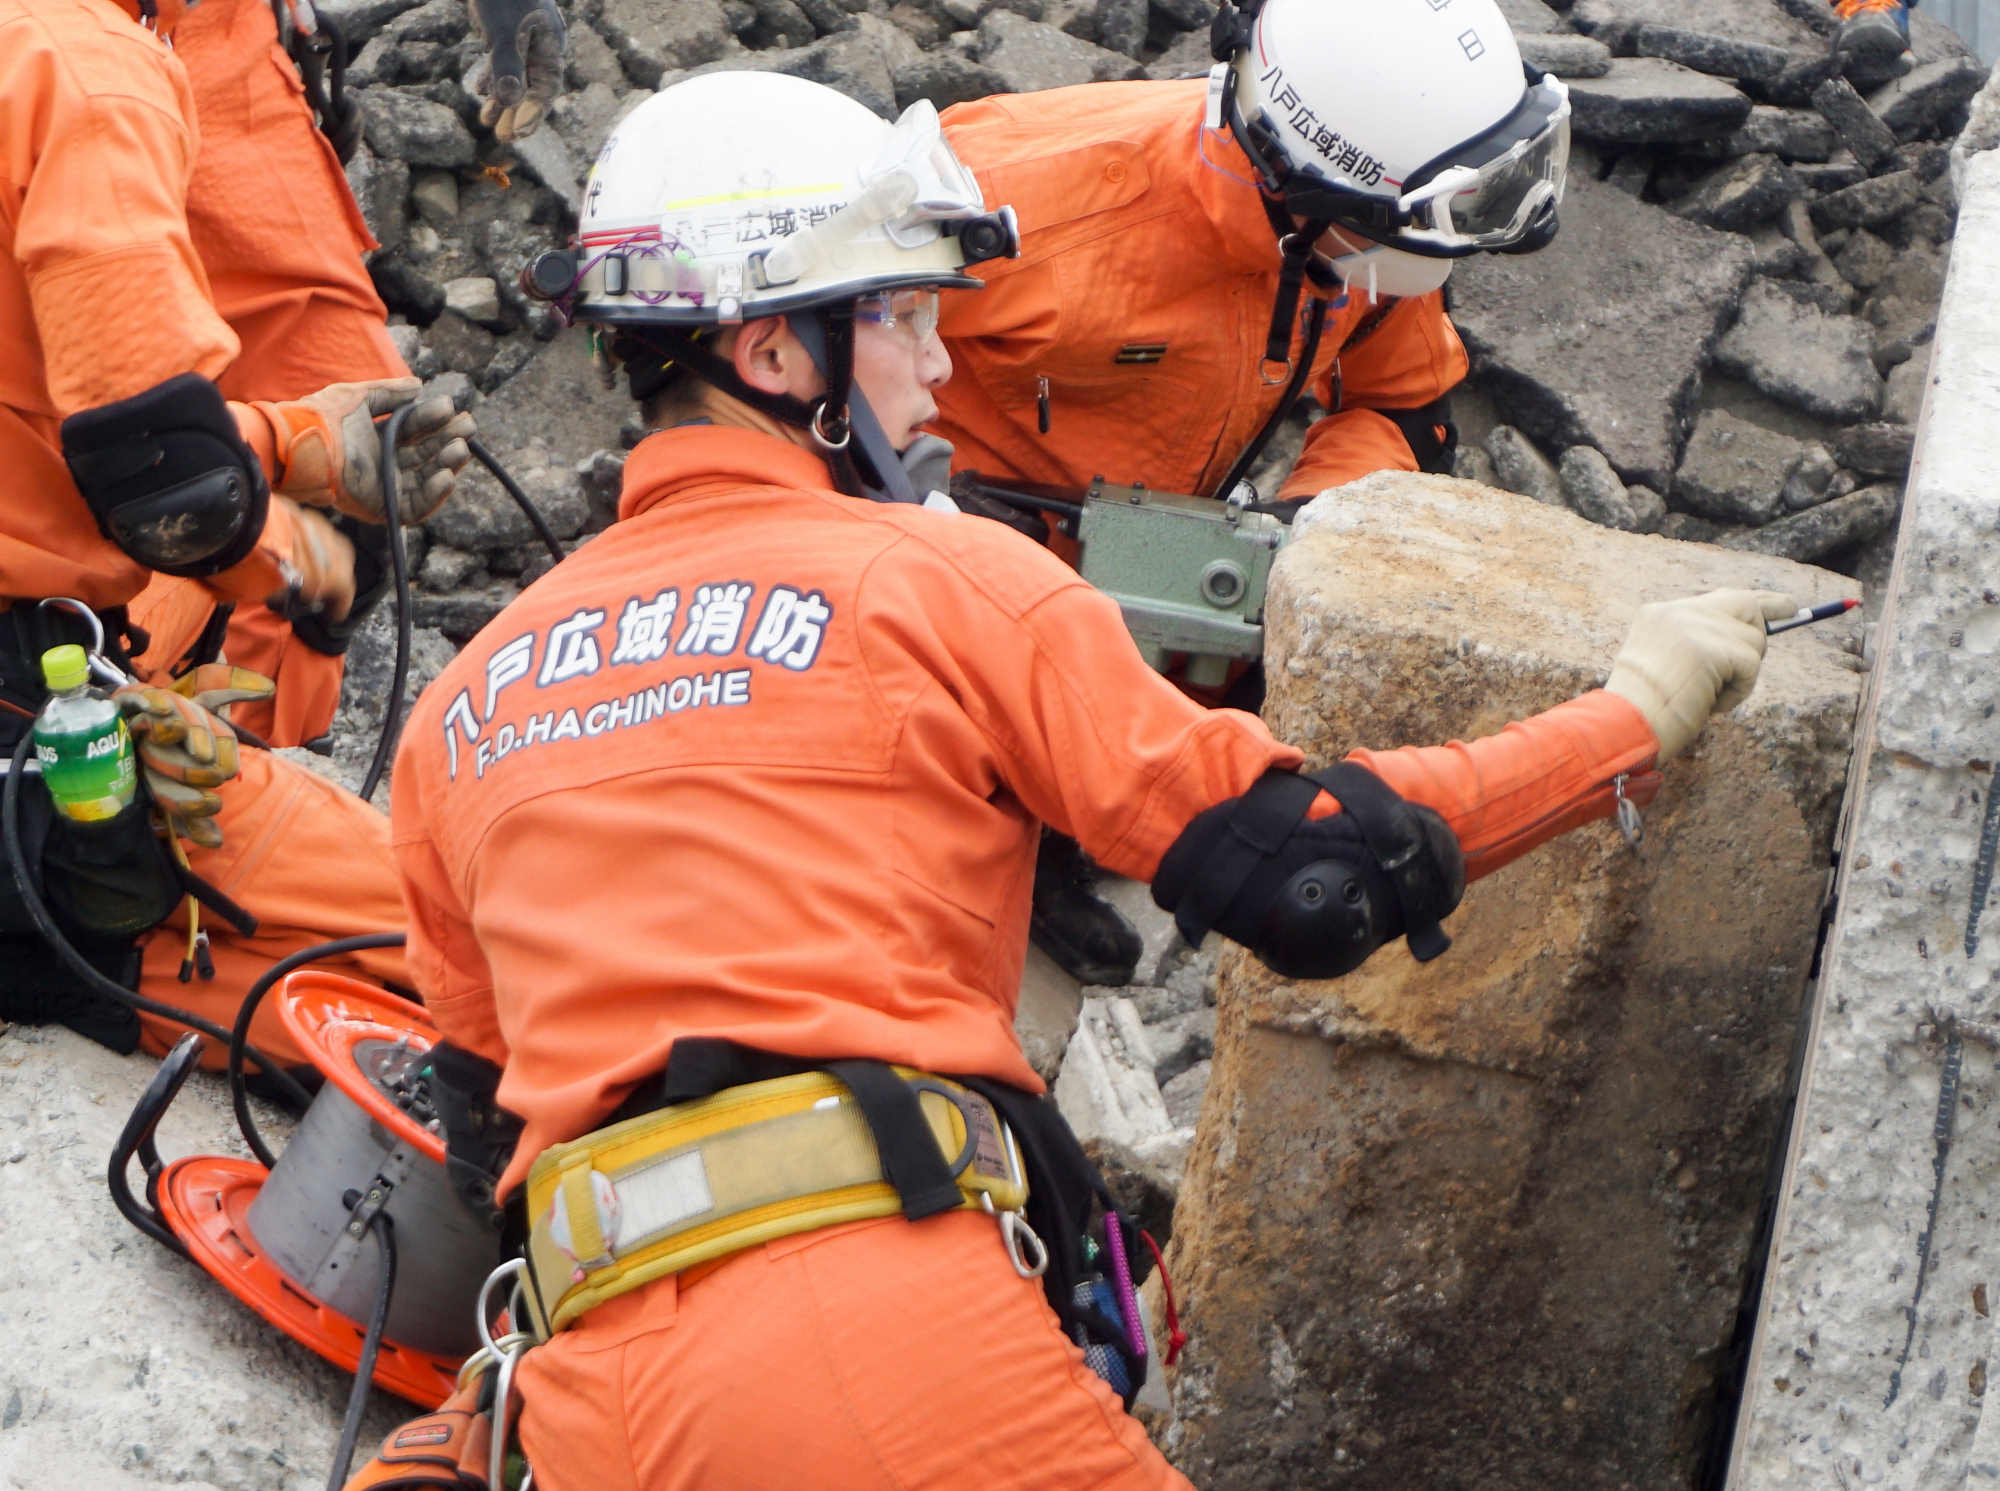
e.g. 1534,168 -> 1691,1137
391,424 -> 1658,1491
936,79 -> 1467,509
144,0 -> 411,747
0,0 -> 407,1063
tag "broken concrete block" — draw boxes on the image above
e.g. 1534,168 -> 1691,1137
1712,277 -> 1885,421
1162,472 -> 1859,1491
1054,995 -> 1175,1153
1453,170 -> 1755,489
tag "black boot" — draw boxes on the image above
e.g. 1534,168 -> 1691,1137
1030,831 -> 1141,986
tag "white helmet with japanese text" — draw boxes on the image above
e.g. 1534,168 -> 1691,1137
522,71 -> 1017,499
1207,0 -> 1570,264
548,71 -> 1016,328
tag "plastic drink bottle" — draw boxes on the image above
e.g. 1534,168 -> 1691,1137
32,644 -> 137,822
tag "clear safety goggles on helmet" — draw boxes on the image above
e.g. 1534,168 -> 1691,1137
757,100 -> 1019,292
1390,72 -> 1570,255
1236,66 -> 1569,259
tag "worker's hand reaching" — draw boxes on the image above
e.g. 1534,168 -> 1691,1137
256,377 -> 475,525
1606,590 -> 1796,760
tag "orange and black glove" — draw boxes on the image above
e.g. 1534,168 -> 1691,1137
250,377 -> 475,524
275,499 -> 360,622
113,666 -> 274,848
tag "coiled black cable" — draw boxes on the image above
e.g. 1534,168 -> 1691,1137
224,929 -> 408,1168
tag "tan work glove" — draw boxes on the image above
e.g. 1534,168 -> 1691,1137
255,377 -> 475,525
1606,590 -> 1796,761
465,0 -> 566,140
113,666 -> 274,848
273,499 -> 359,621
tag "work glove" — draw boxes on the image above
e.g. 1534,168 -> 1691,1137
257,377 -> 476,525
273,499 -> 359,622
113,666 -> 275,849
1605,590 -> 1795,761
465,0 -> 566,140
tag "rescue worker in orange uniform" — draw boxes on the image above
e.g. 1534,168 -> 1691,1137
147,0 -> 424,749
386,73 -> 1791,1491
931,0 -> 1573,984
0,0 -> 471,1067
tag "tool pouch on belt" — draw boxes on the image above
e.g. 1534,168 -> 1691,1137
956,1076 -> 1152,1407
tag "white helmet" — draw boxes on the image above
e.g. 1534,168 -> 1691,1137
1207,0 -> 1571,259
522,71 -> 1017,500
549,71 -> 1016,328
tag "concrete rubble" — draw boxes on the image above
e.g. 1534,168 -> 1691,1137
3,0 -> 1995,1484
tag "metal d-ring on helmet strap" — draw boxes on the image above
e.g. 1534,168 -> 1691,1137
786,310 -> 921,505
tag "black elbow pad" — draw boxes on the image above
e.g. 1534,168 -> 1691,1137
1152,762 -> 1466,981
61,372 -> 270,578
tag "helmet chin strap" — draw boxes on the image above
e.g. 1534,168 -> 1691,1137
617,312 -> 917,504
786,311 -> 920,505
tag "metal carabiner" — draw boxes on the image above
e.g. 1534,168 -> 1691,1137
1613,772 -> 1644,852
980,1191 -> 1048,1280
473,1257 -> 538,1491
35,597 -> 132,687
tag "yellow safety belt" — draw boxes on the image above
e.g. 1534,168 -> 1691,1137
522,1067 -> 1031,1336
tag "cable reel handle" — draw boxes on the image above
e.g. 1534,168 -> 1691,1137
106,1031 -> 207,1258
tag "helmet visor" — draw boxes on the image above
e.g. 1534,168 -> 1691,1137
1396,73 -> 1569,253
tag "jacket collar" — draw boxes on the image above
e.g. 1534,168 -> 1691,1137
1188,119 -> 1292,278
618,425 -> 840,523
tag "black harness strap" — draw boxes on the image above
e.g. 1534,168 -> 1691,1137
623,1039 -> 964,1221
822,1058 -> 965,1221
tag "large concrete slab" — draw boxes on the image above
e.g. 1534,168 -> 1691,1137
1453,169 -> 1757,490
1727,148 -> 2000,1491
1158,475 -> 1860,1491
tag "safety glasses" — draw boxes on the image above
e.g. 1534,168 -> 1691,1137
854,288 -> 942,342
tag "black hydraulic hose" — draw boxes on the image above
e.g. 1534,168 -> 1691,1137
356,422 -> 566,805
3,731 -> 312,1105
226,930 -> 408,1168
325,1213 -> 397,1491
471,437 -> 566,564
358,404 -> 416,806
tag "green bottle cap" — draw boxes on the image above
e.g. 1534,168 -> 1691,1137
39,644 -> 90,693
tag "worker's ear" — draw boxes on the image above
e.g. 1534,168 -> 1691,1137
731,317 -> 822,401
